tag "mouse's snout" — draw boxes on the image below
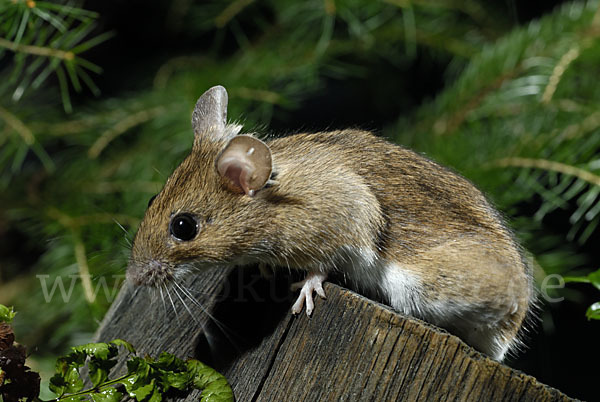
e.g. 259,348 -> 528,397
126,259 -> 174,287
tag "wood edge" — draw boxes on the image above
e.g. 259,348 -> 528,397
322,282 -> 574,401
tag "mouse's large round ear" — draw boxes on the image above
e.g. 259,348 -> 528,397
216,135 -> 273,197
192,85 -> 231,144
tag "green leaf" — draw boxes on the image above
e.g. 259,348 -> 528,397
110,338 -> 136,354
120,374 -> 138,394
201,378 -> 234,402
49,365 -> 84,394
128,379 -> 155,400
64,365 -> 85,393
71,342 -> 116,360
154,352 -> 185,371
586,302 -> 600,320
0,305 -> 16,323
564,268 -> 600,290
127,356 -> 151,382
88,356 -> 117,387
49,373 -> 67,396
52,350 -> 88,394
59,396 -> 87,402
90,387 -> 123,402
55,351 -> 86,374
164,371 -> 191,391
588,269 -> 600,291
123,357 -> 154,396
188,360 -> 221,389
187,360 -> 233,402
148,384 -> 163,402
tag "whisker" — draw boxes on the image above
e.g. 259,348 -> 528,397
159,284 -> 168,318
172,284 -> 199,324
175,281 -> 244,353
175,283 -> 213,317
165,284 -> 180,323
148,286 -> 156,319
113,218 -> 133,247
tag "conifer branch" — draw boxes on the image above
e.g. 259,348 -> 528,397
232,87 -> 283,104
384,0 -> 493,32
0,105 -> 35,145
153,56 -> 206,89
46,209 -> 140,229
85,181 -> 163,195
214,0 -> 255,28
0,37 -> 75,61
73,234 -> 94,304
88,107 -> 166,159
324,0 -> 336,15
44,208 -> 140,304
541,45 -> 581,104
492,157 -> 600,188
45,208 -> 94,302
559,110 -> 600,141
433,66 -> 523,135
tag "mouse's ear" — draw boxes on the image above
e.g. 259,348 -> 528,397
216,135 -> 273,196
192,85 -> 234,142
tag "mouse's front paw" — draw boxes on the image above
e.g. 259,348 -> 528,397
291,272 -> 327,316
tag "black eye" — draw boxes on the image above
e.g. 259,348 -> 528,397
169,214 -> 198,241
148,194 -> 157,208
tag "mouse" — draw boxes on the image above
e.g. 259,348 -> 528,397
127,85 -> 535,361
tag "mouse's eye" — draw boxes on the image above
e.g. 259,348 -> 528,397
169,213 -> 198,241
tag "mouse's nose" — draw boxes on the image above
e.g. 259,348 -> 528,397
127,259 -> 173,287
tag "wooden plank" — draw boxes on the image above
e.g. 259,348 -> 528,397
94,266 -> 573,401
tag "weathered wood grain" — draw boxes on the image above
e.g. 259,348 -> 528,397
95,266 -> 573,401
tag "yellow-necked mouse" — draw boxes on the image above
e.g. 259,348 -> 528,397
127,85 -> 535,361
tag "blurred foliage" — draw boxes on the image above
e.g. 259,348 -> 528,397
0,0 -> 599,395
0,0 -> 111,112
392,1 -> 600,244
564,267 -> 600,319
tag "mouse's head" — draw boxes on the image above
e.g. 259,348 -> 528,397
127,86 -> 275,287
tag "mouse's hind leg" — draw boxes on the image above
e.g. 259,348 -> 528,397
451,315 -> 522,360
